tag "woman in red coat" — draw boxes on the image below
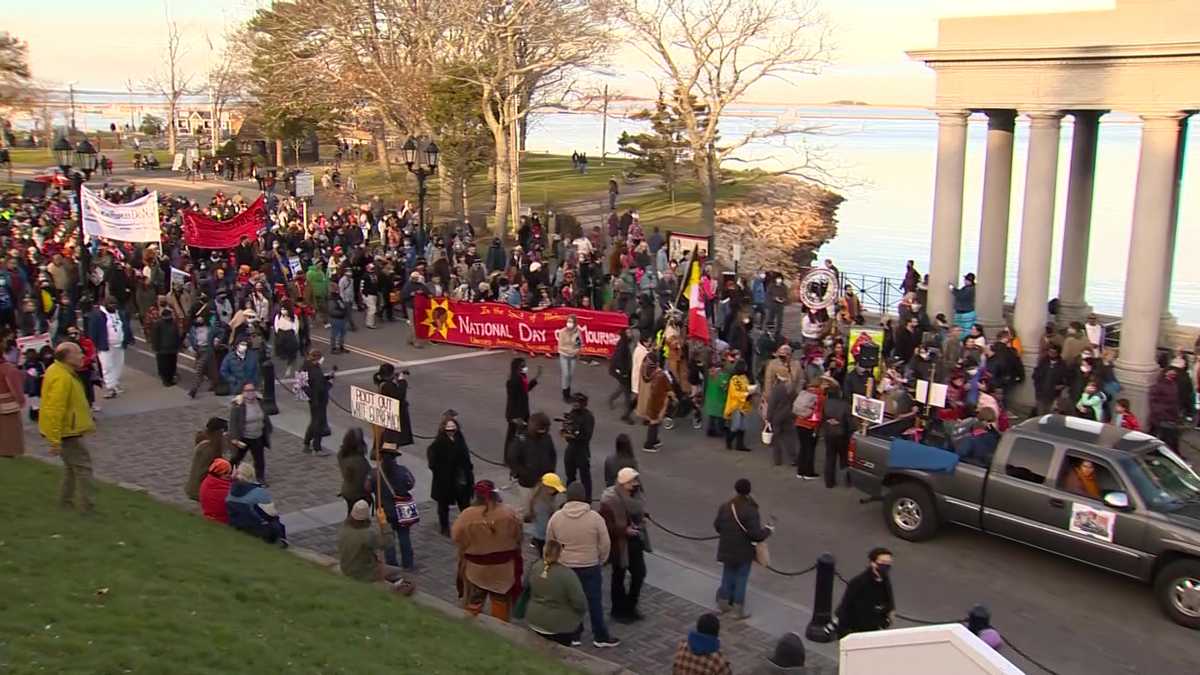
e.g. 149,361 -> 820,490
199,458 -> 234,524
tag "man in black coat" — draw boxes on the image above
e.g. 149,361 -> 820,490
562,393 -> 596,502
836,547 -> 895,637
1032,345 -> 1068,414
504,357 -> 540,457
712,479 -> 773,619
608,327 -> 635,422
511,412 -> 557,493
151,305 -> 183,386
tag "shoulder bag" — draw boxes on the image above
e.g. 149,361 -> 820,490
378,464 -> 420,528
730,501 -> 770,567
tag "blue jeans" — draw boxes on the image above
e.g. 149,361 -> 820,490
718,561 -> 752,605
560,355 -> 577,391
572,565 -> 611,642
384,526 -> 414,569
331,318 -> 347,350
729,410 -> 747,432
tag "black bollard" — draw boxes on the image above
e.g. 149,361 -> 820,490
261,359 -> 280,415
805,553 -> 837,643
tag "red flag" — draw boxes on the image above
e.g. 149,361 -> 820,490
183,196 -> 266,249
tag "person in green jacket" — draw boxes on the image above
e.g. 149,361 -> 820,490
525,540 -> 588,647
1075,381 -> 1105,421
306,263 -> 331,328
703,353 -> 735,438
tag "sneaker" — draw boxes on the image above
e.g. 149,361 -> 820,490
802,474 -> 820,481
114,385 -> 125,395
102,389 -> 117,399
570,639 -> 582,647
593,637 -> 621,648
641,445 -> 660,453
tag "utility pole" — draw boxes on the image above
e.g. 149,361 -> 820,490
68,84 -> 77,134
600,84 -> 608,166
126,79 -> 135,130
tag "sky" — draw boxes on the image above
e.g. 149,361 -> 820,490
7,0 -> 1117,106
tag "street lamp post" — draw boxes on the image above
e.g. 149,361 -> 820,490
54,136 -> 99,297
402,136 -> 439,235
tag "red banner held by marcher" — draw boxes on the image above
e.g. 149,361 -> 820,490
183,196 -> 266,249
412,296 -> 628,358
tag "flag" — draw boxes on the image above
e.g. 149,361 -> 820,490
685,255 -> 709,343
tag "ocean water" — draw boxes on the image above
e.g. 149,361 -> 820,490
30,97 -> 1200,324
526,106 -> 1200,325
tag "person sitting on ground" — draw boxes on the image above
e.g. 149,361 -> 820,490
337,499 -> 412,593
225,462 -> 288,547
965,605 -> 1004,653
199,458 -> 234,524
186,417 -> 229,501
525,540 -> 588,647
672,613 -> 733,675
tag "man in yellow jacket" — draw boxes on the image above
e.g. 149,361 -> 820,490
39,342 -> 97,513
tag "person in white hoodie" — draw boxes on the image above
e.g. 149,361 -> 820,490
545,482 -> 621,648
630,337 -> 650,400
556,315 -> 583,402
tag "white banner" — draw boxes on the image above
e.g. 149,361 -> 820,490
350,385 -> 404,432
81,187 -> 161,242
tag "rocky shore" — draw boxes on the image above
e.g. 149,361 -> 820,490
713,176 -> 844,275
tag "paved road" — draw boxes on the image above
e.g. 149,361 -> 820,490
48,169 -> 1200,674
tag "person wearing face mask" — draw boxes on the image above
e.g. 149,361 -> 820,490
836,547 -> 895,637
230,382 -> 273,484
427,413 -> 475,536
219,338 -> 259,397
504,357 -> 540,456
150,301 -> 182,387
301,349 -> 334,455
186,313 -> 218,399
750,272 -> 768,329
556,315 -> 583,402
86,297 -> 134,398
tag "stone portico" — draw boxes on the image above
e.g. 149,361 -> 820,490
909,0 -> 1200,416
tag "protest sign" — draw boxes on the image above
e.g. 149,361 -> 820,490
16,332 -> 51,354
81,187 -> 161,242
350,385 -> 403,432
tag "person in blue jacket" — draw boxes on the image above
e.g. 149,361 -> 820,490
219,338 -> 259,394
225,462 -> 287,546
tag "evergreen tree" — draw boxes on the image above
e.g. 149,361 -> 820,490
617,89 -> 715,202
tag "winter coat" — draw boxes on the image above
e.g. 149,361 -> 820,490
37,361 -> 94,446
1032,357 -> 1068,403
557,325 -> 582,358
185,435 -> 227,501
545,501 -> 611,568
220,350 -> 260,393
151,315 -> 182,354
1149,376 -> 1181,428
338,452 -> 371,503
723,374 -> 753,419
703,367 -> 733,418
427,431 -> 475,504
599,485 -> 652,568
505,373 -> 536,421
766,382 -> 799,456
229,396 -> 273,445
713,495 -> 771,566
512,432 -> 557,488
637,368 -> 672,423
525,562 -> 588,635
86,307 -> 134,352
199,474 -> 232,523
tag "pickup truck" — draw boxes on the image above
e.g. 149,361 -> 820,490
848,413 -> 1200,628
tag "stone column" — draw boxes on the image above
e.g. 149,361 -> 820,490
1012,111 -> 1064,378
975,110 -> 1016,335
927,110 -> 970,322
1160,115 -> 1190,334
1117,113 -> 1187,418
1056,110 -> 1102,325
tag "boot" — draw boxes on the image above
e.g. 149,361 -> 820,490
562,388 -> 572,403
725,430 -> 734,450
735,431 -> 751,452
733,603 -> 751,620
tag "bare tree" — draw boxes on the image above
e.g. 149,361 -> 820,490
444,0 -> 609,235
145,9 -> 194,158
204,27 -> 246,156
613,0 -> 832,235
0,32 -> 32,148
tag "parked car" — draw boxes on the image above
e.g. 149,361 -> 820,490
849,413 -> 1200,628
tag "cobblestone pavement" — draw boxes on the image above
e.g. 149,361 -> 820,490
291,515 -> 801,674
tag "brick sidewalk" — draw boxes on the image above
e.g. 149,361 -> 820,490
291,515 -> 827,674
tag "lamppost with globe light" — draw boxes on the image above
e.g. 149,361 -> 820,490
401,136 -> 438,234
53,136 -> 99,295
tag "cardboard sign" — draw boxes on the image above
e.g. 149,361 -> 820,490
852,393 -> 885,425
16,332 -> 52,354
350,385 -> 404,432
1069,503 -> 1116,543
170,267 -> 189,287
916,380 -> 949,408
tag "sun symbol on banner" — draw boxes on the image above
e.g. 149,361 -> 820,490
421,299 -> 455,339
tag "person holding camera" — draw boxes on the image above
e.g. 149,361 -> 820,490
301,349 -> 334,456
562,392 -> 596,502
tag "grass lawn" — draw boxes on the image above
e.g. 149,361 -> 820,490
344,153 -> 634,215
623,174 -> 765,233
7,147 -> 169,169
0,459 -> 575,675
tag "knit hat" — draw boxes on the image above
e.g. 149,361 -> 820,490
768,632 -> 807,668
617,467 -> 639,485
565,481 -> 588,504
541,473 -> 566,493
735,478 -> 752,496
350,499 -> 372,521
206,417 -> 228,432
696,613 -> 720,637
208,458 -> 232,477
473,479 -> 498,500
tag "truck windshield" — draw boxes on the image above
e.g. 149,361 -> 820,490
1121,447 -> 1200,513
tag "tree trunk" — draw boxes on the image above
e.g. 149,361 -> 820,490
437,161 -> 452,214
493,130 -> 512,239
461,176 -> 470,221
210,103 -> 220,157
695,155 -> 717,239
275,138 -> 284,167
450,165 -> 465,222
508,117 -> 522,236
167,105 -> 177,157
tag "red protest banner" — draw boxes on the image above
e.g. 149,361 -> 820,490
412,296 -> 627,358
183,196 -> 266,249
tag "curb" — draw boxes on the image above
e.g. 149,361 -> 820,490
285,545 -> 637,675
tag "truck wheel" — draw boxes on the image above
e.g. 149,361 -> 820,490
884,482 -> 940,542
1155,559 -> 1200,629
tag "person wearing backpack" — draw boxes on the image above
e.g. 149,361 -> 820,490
793,383 -> 824,480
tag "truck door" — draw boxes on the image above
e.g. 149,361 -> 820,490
1043,451 -> 1149,577
981,437 -> 1062,552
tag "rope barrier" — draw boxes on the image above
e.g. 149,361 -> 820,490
766,563 -> 817,577
645,515 -> 720,542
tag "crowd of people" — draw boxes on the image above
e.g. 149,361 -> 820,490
0,166 -> 1173,674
